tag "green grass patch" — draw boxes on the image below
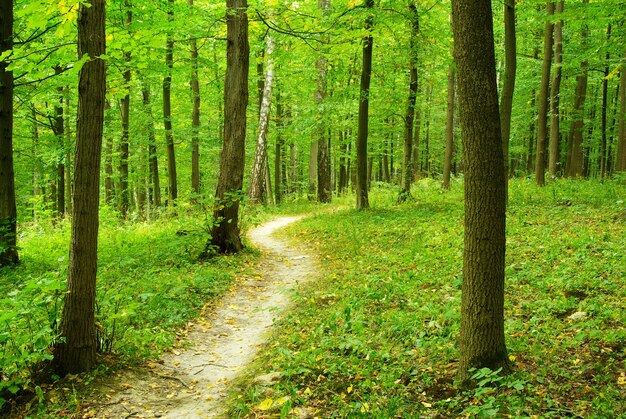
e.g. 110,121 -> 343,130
229,178 -> 626,418
0,206 -> 259,413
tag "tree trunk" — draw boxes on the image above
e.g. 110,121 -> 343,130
249,35 -> 275,204
275,90 -> 283,204
356,0 -> 374,210
189,0 -> 201,197
118,1 -> 131,217
599,24 -> 611,179
55,0 -> 105,374
64,89 -> 73,214
142,84 -> 161,208
423,87 -> 432,175
565,0 -> 589,178
399,0 -> 419,201
452,0 -> 510,383
617,53 -> 626,172
412,97 -> 422,180
0,0 -> 17,266
52,76 -> 66,219
500,0 -> 516,200
442,62 -> 455,190
204,0 -> 249,255
548,0 -> 563,177
535,1 -> 554,186
163,0 -> 177,204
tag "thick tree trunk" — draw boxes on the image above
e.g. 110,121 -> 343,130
204,0 -> 249,255
189,0 -> 201,197
399,0 -> 419,201
0,0 -> 18,266
452,0 -> 510,383
500,0 -> 516,199
163,0 -> 177,204
535,1 -> 554,186
55,0 -> 105,375
249,35 -> 275,204
565,0 -> 589,178
616,54 -> 626,172
442,63 -> 455,190
356,0 -> 374,210
548,0 -> 563,177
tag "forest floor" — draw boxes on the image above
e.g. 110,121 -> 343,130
80,216 -> 317,418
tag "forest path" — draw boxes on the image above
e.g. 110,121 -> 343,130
89,215 -> 316,418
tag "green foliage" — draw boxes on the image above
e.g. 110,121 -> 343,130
0,210 -> 256,410
229,179 -> 626,417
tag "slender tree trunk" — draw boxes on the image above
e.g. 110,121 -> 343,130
500,0 -> 516,200
526,88 -> 537,173
188,0 -> 201,197
204,0 -> 249,255
163,0 -> 177,204
412,96 -> 422,180
289,142 -> 296,193
548,0 -> 563,177
399,1 -> 419,201
423,87 -> 432,175
452,0 -> 510,383
565,0 -> 589,178
64,89 -> 73,214
274,90 -> 283,204
142,84 -> 161,208
316,0 -> 332,203
616,54 -> 626,172
442,64 -> 456,190
249,35 -> 275,204
535,1 -> 554,186
53,84 -> 66,219
599,24 -> 611,179
32,109 -> 40,219
118,1 -> 132,217
356,0 -> 374,210
213,41 -> 224,141
0,0 -> 18,266
55,0 -> 105,374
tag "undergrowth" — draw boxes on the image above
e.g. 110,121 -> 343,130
0,204 -> 265,415
229,178 -> 626,418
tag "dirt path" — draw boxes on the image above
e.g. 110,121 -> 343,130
89,216 -> 315,418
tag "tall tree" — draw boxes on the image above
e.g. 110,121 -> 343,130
163,0 -> 177,204
500,0 -> 516,198
356,0 -> 374,210
452,0 -> 510,382
119,0 -> 132,217
316,0 -> 332,203
249,35 -> 275,204
54,0 -> 106,374
617,52 -> 626,172
441,62 -> 455,191
548,0 -> 564,177
189,0 -> 201,197
565,0 -> 589,178
599,24 -> 610,179
0,0 -> 18,266
535,1 -> 554,186
202,0 -> 249,255
142,84 -> 162,208
399,0 -> 419,201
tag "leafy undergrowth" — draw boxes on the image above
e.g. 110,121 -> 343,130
0,205 -> 260,415
229,178 -> 626,418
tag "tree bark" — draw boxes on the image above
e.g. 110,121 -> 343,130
548,0 -> 563,177
55,0 -> 106,375
189,0 -> 201,197
565,0 -> 589,178
52,73 -> 66,219
500,0 -> 516,199
118,1 -> 132,217
316,0 -> 332,203
249,35 -> 275,204
599,24 -> 610,179
452,0 -> 510,383
204,0 -> 249,255
275,90 -> 283,204
163,0 -> 177,204
616,52 -> 626,172
356,0 -> 374,210
442,63 -> 455,191
535,1 -> 554,186
399,0 -> 419,201
0,0 -> 17,266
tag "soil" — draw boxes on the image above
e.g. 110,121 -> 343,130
85,216 -> 316,418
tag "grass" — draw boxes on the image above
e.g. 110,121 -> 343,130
228,178 -> 626,418
0,203 -> 263,415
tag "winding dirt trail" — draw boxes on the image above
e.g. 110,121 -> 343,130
89,216 -> 315,418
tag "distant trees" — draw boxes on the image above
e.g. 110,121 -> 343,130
55,0 -> 106,374
452,0 -> 510,382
